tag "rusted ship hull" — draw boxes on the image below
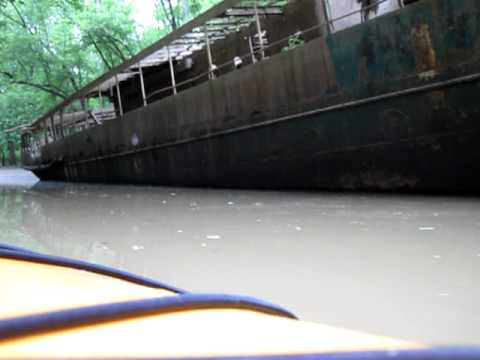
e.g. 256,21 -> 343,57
25,0 -> 480,192
30,78 -> 480,192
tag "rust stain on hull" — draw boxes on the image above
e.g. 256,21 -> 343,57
411,24 -> 437,73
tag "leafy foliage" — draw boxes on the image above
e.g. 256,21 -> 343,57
151,0 -> 217,37
0,0 -> 218,157
282,32 -> 305,52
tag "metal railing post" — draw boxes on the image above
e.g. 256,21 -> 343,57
43,121 -> 49,145
80,98 -> 91,128
248,36 -> 257,64
59,109 -> 65,138
114,74 -> 124,117
138,63 -> 148,106
167,46 -> 178,95
322,0 -> 333,34
205,27 -> 216,79
254,0 -> 265,60
50,116 -> 57,141
98,88 -> 104,109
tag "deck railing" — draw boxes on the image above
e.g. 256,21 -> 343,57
145,0 -> 397,100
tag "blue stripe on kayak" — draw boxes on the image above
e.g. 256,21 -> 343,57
0,244 -> 39,254
157,348 -> 480,360
197,347 -> 480,360
0,245 -> 186,294
0,293 -> 297,341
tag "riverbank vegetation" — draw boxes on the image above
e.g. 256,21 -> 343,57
0,0 -> 217,160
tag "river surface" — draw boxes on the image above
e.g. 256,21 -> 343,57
1,168 -> 480,345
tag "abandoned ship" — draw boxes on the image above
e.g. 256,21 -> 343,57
20,0 -> 480,191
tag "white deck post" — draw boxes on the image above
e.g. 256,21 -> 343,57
204,27 -> 215,79
138,63 -> 148,106
81,98 -> 91,128
254,0 -> 265,60
248,36 -> 257,64
114,74 -> 124,117
43,121 -> 49,145
50,115 -> 57,141
59,109 -> 65,138
98,88 -> 104,109
167,46 -> 178,95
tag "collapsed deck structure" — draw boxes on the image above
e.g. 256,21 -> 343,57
21,0 -> 480,191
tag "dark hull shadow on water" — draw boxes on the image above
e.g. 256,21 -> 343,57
1,168 -> 480,346
30,177 -> 480,199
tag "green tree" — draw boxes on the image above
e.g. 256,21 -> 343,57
152,0 -> 217,35
0,0 -> 140,152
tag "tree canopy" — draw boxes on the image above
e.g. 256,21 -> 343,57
0,0 -> 217,154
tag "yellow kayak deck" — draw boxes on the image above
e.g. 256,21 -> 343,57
0,245 -> 421,359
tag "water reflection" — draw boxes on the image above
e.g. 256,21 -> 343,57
1,169 -> 480,345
